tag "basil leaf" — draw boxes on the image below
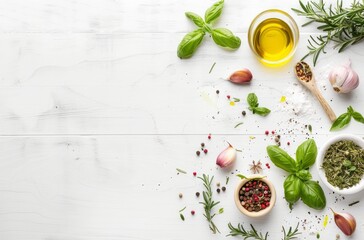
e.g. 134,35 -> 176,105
211,28 -> 241,49
204,0 -> 224,24
247,93 -> 259,108
252,107 -> 271,116
352,111 -> 364,124
301,180 -> 326,210
185,12 -> 205,28
267,145 -> 298,173
296,139 -> 317,170
295,169 -> 312,181
330,112 -> 351,131
284,174 -> 302,206
177,29 -> 205,59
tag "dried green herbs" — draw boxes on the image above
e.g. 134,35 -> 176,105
322,140 -> 364,189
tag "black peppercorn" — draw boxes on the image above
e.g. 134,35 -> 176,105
242,111 -> 246,116
195,192 -> 200,197
222,186 -> 226,192
217,188 -> 221,193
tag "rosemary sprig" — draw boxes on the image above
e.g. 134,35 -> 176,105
227,223 -> 301,240
282,223 -> 301,240
198,174 -> 220,234
227,223 -> 268,240
292,0 -> 364,65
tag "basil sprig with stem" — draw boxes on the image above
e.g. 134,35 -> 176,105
330,106 -> 364,131
267,139 -> 326,210
177,0 -> 241,59
246,93 -> 271,117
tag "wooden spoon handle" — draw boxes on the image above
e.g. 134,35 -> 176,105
312,88 -> 337,122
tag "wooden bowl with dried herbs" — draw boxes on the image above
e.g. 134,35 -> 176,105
317,135 -> 364,195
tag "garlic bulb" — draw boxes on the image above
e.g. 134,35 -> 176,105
329,60 -> 359,93
331,208 -> 356,236
216,143 -> 236,168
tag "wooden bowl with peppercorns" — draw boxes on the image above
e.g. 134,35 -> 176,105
234,175 -> 276,217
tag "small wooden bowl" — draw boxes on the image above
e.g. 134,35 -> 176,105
234,175 -> 276,217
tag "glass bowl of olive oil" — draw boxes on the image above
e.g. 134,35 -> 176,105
248,9 -> 299,67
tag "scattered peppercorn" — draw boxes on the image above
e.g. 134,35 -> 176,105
191,210 -> 195,215
271,130 -> 275,134
193,172 -> 197,176
195,192 -> 200,197
196,151 -> 200,156
216,182 -> 220,187
201,143 -> 205,147
242,111 -> 246,116
208,134 -> 211,140
227,95 -> 231,99
287,141 -> 291,146
222,186 -> 226,192
203,149 -> 208,154
179,193 -> 183,198
265,130 -> 269,135
217,188 -> 221,193
277,135 -> 281,139
274,136 -> 280,143
216,90 -> 219,94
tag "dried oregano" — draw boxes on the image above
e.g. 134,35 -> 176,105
322,140 -> 364,189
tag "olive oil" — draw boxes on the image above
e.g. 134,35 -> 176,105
252,18 -> 294,62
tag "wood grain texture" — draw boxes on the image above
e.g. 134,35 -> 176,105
0,0 -> 363,239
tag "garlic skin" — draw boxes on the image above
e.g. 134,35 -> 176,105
229,69 -> 253,84
329,60 -> 359,93
331,208 -> 356,236
216,143 -> 236,168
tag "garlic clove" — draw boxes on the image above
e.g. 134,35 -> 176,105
216,143 -> 236,168
228,69 -> 253,84
329,60 -> 359,93
331,208 -> 356,236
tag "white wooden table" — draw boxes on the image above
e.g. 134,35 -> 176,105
0,0 -> 363,239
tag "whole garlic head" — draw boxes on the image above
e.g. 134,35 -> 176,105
329,60 -> 359,93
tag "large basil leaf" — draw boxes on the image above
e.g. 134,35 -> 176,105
352,111 -> 364,124
284,175 -> 302,207
252,107 -> 271,116
330,112 -> 351,131
247,93 -> 258,108
296,139 -> 317,170
295,169 -> 312,181
177,29 -> 205,59
185,12 -> 205,28
211,28 -> 241,49
301,180 -> 326,210
266,146 -> 297,173
204,0 -> 224,24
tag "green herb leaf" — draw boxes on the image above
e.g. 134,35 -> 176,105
209,62 -> 216,74
226,176 -> 229,185
296,139 -> 317,170
180,213 -> 185,221
211,28 -> 241,49
176,168 -> 187,174
247,93 -> 259,108
343,159 -> 352,167
233,97 -> 240,102
179,206 -> 186,212
352,111 -> 364,124
330,112 -> 351,131
236,174 -> 247,179
204,0 -> 224,24
234,122 -> 244,128
218,208 -> 224,214
177,29 -> 205,59
284,174 -> 302,206
267,145 -> 298,173
295,169 -> 312,181
252,107 -> 271,116
185,12 -> 205,28
301,180 -> 326,210
308,124 -> 312,133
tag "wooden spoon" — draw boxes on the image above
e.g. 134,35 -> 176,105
294,61 -> 336,122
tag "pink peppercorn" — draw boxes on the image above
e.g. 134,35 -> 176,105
271,130 -> 275,134
191,210 -> 195,215
208,134 -> 211,140
193,172 -> 197,176
227,95 -> 231,99
265,130 -> 269,135
287,142 -> 291,146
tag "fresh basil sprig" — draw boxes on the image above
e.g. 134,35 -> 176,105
267,139 -> 326,210
177,0 -> 241,59
246,93 -> 271,116
330,106 -> 364,131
